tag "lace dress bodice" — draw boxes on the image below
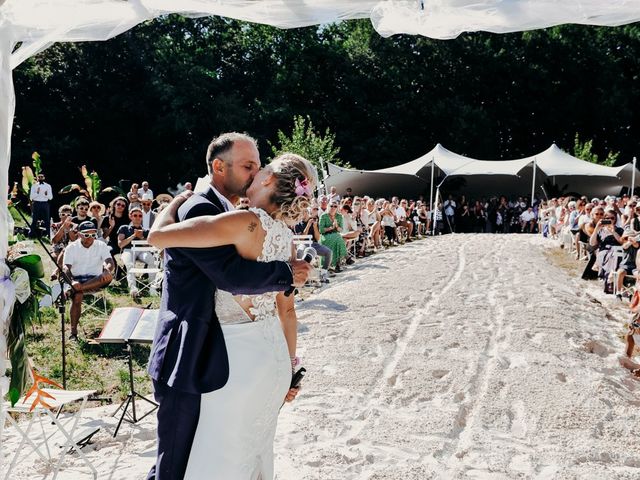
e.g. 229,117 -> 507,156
216,207 -> 293,325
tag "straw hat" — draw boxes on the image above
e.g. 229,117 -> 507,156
155,193 -> 173,204
88,201 -> 106,216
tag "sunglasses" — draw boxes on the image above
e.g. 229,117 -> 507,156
59,212 -> 71,216
131,214 -> 143,218
91,206 -> 101,210
115,203 -> 126,208
80,232 -> 97,238
77,206 -> 88,210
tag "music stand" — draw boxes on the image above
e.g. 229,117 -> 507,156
96,307 -> 159,436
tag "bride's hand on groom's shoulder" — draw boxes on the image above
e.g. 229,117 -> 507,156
284,387 -> 300,403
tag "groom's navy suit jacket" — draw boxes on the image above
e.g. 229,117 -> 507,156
147,186 -> 292,394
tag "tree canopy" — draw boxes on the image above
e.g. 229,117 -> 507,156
10,17 -> 640,196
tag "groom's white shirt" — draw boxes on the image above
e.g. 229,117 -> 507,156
211,185 -> 235,212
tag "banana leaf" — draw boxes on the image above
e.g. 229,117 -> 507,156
6,296 -> 36,406
58,183 -> 82,194
21,166 -> 34,196
102,186 -> 126,197
31,151 -> 42,176
88,170 -> 101,201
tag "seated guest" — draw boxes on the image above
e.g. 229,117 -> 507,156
589,209 -> 623,278
101,196 -> 130,249
88,201 -> 107,240
128,191 -> 142,211
294,207 -> 333,278
140,193 -> 156,229
51,204 -> 76,276
319,201 -> 347,272
140,180 -> 153,199
339,204 -> 360,263
615,232 -> 640,298
519,206 -> 536,232
71,197 -> 98,228
62,221 -> 114,339
361,198 -> 382,249
127,183 -> 139,202
380,200 -> 397,244
118,206 -> 158,298
396,199 -> 414,240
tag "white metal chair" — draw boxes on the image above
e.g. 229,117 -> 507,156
2,387 -> 98,479
127,240 -> 162,296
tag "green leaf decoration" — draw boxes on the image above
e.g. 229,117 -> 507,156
31,152 -> 42,176
101,186 -> 126,197
8,387 -> 20,407
21,166 -> 34,196
58,183 -> 82,194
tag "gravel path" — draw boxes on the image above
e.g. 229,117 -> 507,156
4,234 -> 640,479
276,234 -> 640,480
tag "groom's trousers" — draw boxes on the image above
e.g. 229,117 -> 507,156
147,380 -> 201,480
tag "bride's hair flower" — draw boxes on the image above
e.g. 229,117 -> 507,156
295,177 -> 312,197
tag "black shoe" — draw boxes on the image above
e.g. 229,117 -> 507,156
69,333 -> 78,341
335,264 -> 342,273
346,257 -> 355,265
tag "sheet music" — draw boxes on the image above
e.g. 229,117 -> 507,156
98,308 -> 140,343
129,309 -> 159,343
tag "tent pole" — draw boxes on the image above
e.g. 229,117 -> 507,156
632,156 -> 637,196
432,187 -> 439,236
429,156 -> 434,219
318,156 -> 328,196
530,157 -> 537,206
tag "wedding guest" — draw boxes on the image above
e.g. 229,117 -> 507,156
71,197 -> 98,229
127,183 -> 139,202
63,221 -> 114,339
118,206 -> 157,298
140,180 -> 154,199
29,173 -> 53,237
88,201 -> 107,239
140,193 -> 156,229
50,204 -> 75,275
101,196 -> 130,249
320,201 -> 347,272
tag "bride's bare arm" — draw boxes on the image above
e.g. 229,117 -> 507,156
148,208 -> 260,249
276,292 -> 297,359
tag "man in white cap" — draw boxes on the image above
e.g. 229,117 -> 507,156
63,221 -> 114,339
141,193 -> 156,229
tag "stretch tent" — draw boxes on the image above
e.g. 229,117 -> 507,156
324,143 -> 637,198
3,0 -> 640,431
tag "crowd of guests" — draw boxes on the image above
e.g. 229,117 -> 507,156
540,193 -> 640,299
26,178 -> 179,339
541,193 -> 640,380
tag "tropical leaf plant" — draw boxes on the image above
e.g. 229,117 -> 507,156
58,165 -> 125,202
5,248 -> 52,406
31,151 -> 42,176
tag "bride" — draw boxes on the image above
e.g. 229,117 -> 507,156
148,153 -> 317,480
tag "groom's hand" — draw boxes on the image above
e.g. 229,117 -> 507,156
290,258 -> 313,287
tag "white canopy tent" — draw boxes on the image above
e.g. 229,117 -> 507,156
324,143 -> 638,199
3,0 -> 640,428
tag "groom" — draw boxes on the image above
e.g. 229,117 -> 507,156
147,132 -> 312,480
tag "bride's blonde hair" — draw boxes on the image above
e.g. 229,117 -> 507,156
267,153 -> 318,224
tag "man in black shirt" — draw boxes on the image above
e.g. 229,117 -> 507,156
71,198 -> 98,229
117,206 -> 157,297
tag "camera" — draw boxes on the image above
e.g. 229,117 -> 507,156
601,219 -> 612,225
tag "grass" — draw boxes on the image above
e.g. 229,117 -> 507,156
8,216 -> 161,402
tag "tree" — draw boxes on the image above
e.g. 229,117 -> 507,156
269,115 -> 348,171
573,133 -> 619,167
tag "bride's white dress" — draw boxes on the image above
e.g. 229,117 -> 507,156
184,208 -> 293,480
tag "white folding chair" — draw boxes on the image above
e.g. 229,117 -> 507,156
128,240 -> 162,296
2,388 -> 98,480
292,234 -> 322,290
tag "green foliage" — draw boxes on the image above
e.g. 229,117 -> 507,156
270,115 -> 347,171
573,133 -> 619,167
31,152 -> 42,175
10,19 -> 640,189
58,165 -> 123,202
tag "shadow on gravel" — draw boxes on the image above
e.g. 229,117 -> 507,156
299,299 -> 349,311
